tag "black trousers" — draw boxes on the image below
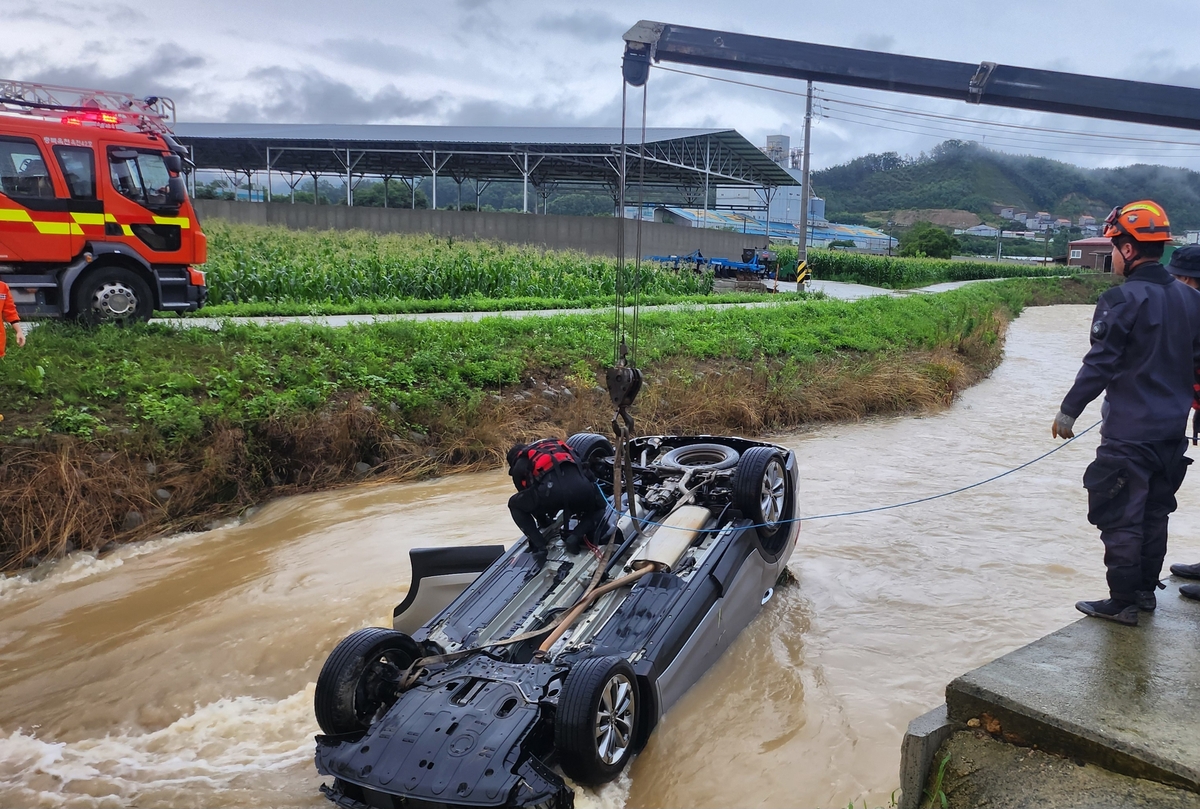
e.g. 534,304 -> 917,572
508,466 -> 607,553
1083,436 -> 1191,602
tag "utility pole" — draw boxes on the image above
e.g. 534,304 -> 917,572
799,80 -> 814,266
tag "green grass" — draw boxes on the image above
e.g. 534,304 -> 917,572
806,249 -> 1063,288
188,291 -> 804,318
1,277 -> 1096,444
202,221 -> 714,305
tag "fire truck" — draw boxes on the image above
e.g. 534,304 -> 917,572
0,79 -> 207,323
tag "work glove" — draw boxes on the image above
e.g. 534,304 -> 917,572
1051,410 -> 1076,440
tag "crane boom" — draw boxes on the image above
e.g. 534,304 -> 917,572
622,21 -> 1200,132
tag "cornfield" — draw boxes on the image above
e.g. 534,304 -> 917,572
202,222 -> 714,305
806,249 -> 1061,288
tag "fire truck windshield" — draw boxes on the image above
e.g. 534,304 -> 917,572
108,147 -> 177,210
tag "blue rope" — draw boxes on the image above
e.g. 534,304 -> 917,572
609,420 -> 1102,532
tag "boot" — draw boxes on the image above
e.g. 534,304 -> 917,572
1169,562 -> 1200,580
1075,598 -> 1139,626
1136,580 -> 1166,611
1181,583 -> 1200,602
563,534 -> 583,555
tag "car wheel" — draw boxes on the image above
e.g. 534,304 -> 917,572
567,432 -> 614,464
555,656 -> 639,785
657,442 -> 740,471
314,627 -> 423,735
733,446 -> 792,540
72,267 -> 154,325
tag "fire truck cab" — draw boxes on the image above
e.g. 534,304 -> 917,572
0,79 -> 207,323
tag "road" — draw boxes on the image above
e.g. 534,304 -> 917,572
149,278 -> 1001,330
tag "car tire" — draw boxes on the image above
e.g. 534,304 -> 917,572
555,656 -> 639,785
72,266 -> 154,325
314,627 -> 424,735
566,433 -> 614,464
658,442 -> 740,471
733,446 -> 792,541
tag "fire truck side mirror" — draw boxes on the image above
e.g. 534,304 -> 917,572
163,154 -> 183,174
168,176 -> 187,206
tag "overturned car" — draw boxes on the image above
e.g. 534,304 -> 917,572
314,433 -> 800,809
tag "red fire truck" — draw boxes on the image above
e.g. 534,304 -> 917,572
0,79 -> 207,323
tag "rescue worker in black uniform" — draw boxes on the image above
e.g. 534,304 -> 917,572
507,439 -> 608,567
1162,244 -> 1200,603
1052,201 -> 1200,626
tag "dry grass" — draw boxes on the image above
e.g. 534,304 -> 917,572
0,309 -> 1009,572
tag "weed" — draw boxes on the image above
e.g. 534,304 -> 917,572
923,752 -> 952,809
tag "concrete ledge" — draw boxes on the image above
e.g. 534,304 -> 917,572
898,703 -> 959,809
929,730 -> 1200,809
945,578 -> 1200,792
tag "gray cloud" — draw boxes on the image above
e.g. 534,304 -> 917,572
224,67 -> 442,123
2,45 -> 207,109
535,11 -> 627,41
445,94 -> 619,128
852,34 -> 896,53
321,38 -> 423,74
6,0 -> 1200,171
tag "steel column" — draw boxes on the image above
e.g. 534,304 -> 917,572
799,80 -> 813,264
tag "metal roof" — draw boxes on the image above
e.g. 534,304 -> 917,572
173,123 -> 797,189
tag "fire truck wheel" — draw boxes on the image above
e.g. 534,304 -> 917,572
72,267 -> 154,325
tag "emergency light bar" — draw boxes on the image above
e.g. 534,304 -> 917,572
0,78 -> 175,133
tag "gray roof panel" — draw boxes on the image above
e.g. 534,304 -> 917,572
173,123 -> 797,188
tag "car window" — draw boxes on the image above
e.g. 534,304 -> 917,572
53,146 -> 96,199
0,137 -> 56,199
108,147 -> 173,209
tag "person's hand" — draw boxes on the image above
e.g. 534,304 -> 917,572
1052,410 -> 1076,439
14,326 -> 24,348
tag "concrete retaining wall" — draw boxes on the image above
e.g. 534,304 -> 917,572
192,200 -> 766,261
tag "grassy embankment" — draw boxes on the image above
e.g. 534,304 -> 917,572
190,222 -> 1066,317
0,275 -> 1112,571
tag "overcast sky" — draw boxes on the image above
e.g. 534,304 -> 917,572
7,0 -> 1200,171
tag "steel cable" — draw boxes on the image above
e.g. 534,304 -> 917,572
606,420 -> 1106,533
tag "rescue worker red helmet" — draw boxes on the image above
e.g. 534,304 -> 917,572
1103,200 -> 1172,242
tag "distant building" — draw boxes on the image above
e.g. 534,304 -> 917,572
1068,236 -> 1112,269
1186,230 -> 1200,245
715,173 -> 823,225
638,205 -> 897,252
957,224 -> 1000,237
1000,207 -> 1015,219
1014,212 -> 1028,223
1079,214 -> 1096,227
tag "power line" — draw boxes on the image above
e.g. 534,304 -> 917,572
819,105 -> 1200,160
818,86 -> 1200,148
651,63 -> 1200,155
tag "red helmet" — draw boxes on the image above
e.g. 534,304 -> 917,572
1103,200 -> 1172,242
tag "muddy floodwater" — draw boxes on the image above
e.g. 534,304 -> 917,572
3,305 -> 1200,808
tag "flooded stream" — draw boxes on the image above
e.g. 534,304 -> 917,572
3,305 -> 1199,808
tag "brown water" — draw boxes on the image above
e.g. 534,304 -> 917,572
3,305 -> 1199,809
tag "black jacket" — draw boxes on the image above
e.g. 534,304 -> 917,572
1061,262 -> 1200,442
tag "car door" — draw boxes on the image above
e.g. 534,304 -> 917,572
0,135 -> 74,262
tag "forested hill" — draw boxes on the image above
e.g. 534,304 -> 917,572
814,140 -> 1200,229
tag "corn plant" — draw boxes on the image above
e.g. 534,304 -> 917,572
202,222 -> 714,305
